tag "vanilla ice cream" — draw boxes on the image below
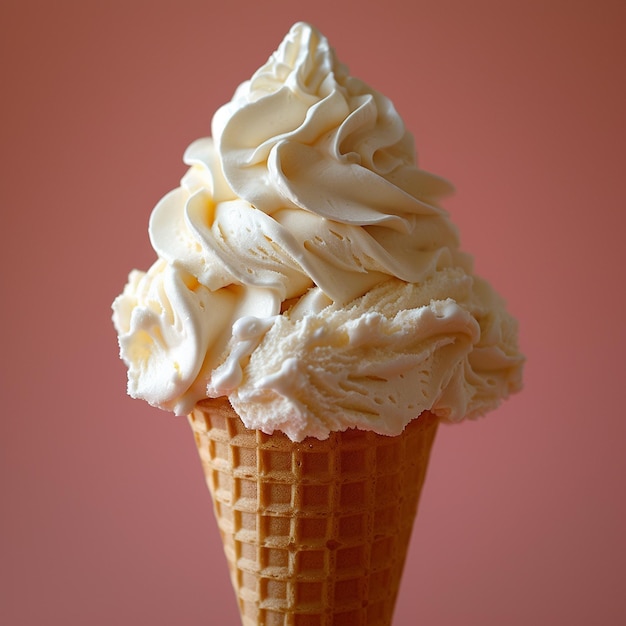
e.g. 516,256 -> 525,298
113,22 -> 523,441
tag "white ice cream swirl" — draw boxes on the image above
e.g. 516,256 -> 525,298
113,22 -> 523,439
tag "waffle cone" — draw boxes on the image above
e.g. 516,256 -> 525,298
188,397 -> 438,626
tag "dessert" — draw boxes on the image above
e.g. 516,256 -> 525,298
113,21 -> 523,625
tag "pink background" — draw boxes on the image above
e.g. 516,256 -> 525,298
2,1 -> 625,624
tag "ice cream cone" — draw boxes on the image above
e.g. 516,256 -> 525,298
188,397 -> 438,626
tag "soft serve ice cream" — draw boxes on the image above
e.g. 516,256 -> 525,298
113,22 -> 523,441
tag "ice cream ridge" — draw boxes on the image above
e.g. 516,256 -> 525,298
113,21 -> 523,626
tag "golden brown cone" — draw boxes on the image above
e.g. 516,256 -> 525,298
188,397 -> 438,626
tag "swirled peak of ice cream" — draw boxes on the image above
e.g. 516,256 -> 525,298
112,22 -> 523,441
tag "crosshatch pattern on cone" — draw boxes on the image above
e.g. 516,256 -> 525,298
189,398 -> 438,626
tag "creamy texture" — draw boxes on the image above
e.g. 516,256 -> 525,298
113,22 -> 523,441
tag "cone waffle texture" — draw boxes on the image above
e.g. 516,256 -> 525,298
188,398 -> 438,626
